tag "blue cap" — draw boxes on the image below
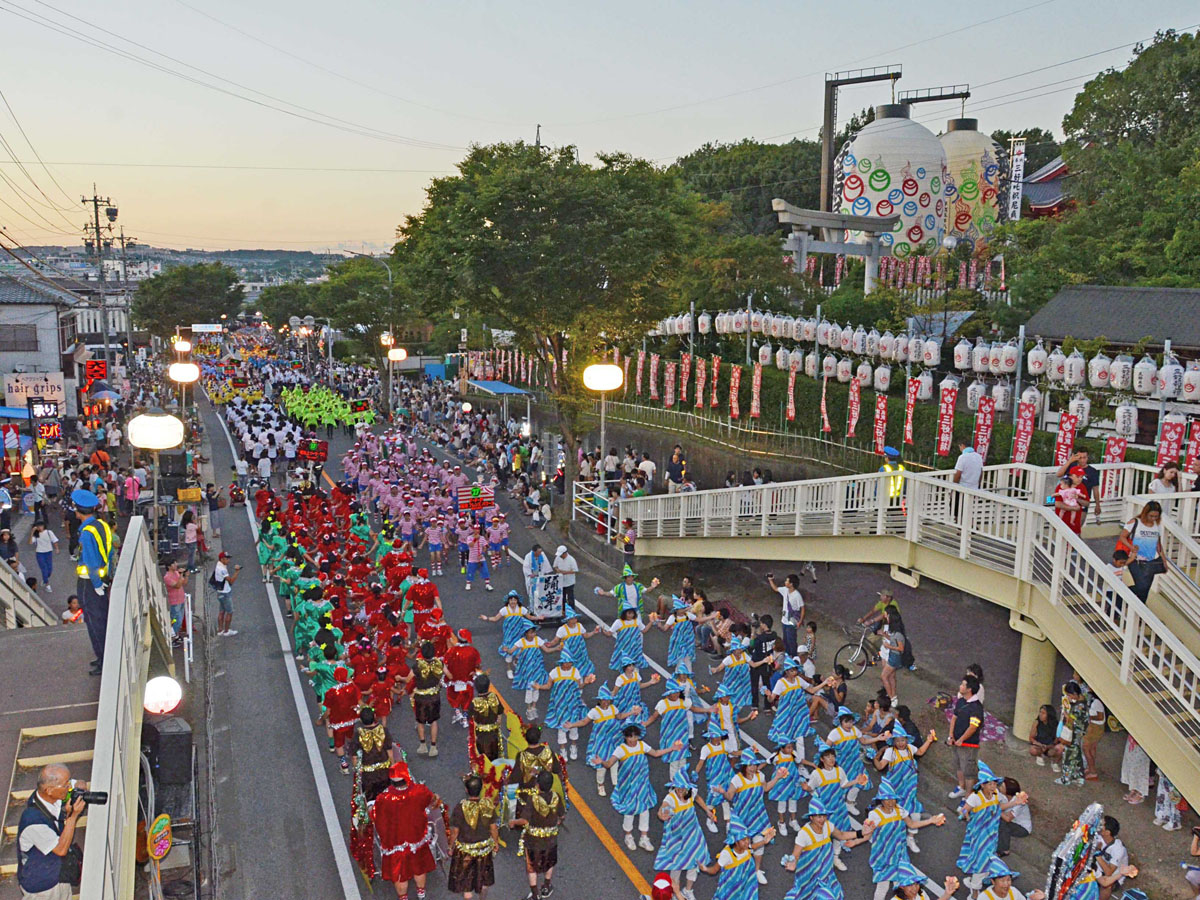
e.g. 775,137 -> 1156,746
621,654 -> 641,669
668,770 -> 697,792
806,796 -> 831,817
674,660 -> 693,675
781,656 -> 801,671
893,863 -> 927,887
883,446 -> 900,457
704,721 -> 727,739
888,723 -> 910,743
738,751 -> 763,768
973,760 -> 1002,789
672,596 -> 688,611
622,564 -> 635,578
562,605 -> 578,619
836,705 -> 858,722
558,651 -> 574,667
713,684 -> 731,701
597,683 -> 615,701
71,489 -> 100,510
876,777 -> 899,801
664,679 -> 683,694
726,814 -> 753,843
984,857 -> 1020,881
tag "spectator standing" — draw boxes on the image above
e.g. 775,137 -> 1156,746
180,510 -> 199,572
952,441 -> 983,490
946,674 -> 983,799
1056,447 -> 1102,523
1082,692 -> 1106,781
28,475 -> 47,526
1053,467 -> 1091,535
163,561 -> 187,639
552,546 -> 578,609
1148,461 -> 1180,493
665,446 -> 686,494
15,764 -> 86,900
213,551 -> 242,637
1119,736 -> 1150,804
768,573 -> 805,657
205,483 -> 222,538
637,452 -> 656,489
60,595 -> 82,625
28,525 -> 59,593
748,614 -> 779,710
1056,681 -> 1087,787
878,608 -> 907,705
1120,501 -> 1164,601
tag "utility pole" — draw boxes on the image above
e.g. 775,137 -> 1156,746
82,188 -> 117,373
116,227 -> 137,373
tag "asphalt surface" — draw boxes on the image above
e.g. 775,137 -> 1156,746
198,393 -> 1053,900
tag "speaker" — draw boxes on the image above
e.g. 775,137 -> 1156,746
142,716 -> 192,785
159,475 -> 187,499
158,450 -> 187,477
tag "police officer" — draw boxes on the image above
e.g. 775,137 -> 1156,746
72,489 -> 113,676
0,474 -> 13,533
879,446 -> 907,503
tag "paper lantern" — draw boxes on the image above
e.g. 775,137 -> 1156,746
966,379 -> 986,411
1000,341 -> 1019,374
750,311 -> 764,333
992,380 -> 1011,412
804,352 -> 817,378
953,338 -> 972,370
732,310 -> 747,333
1046,347 -> 1066,382
894,332 -> 910,363
697,312 -> 711,335
923,338 -> 942,368
866,328 -> 880,358
907,335 -> 923,365
939,118 -> 1004,249
1108,354 -> 1133,391
789,348 -> 804,370
758,342 -> 773,366
1158,356 -> 1184,399
775,346 -> 790,370
780,315 -> 796,340
836,357 -> 853,383
681,312 -> 693,334
1068,393 -> 1091,427
1133,355 -> 1158,395
838,325 -> 852,354
971,339 -> 990,373
1087,352 -> 1110,389
856,360 -> 873,388
1064,350 -> 1086,387
852,326 -> 867,356
878,330 -> 895,359
916,370 -> 934,401
828,321 -> 843,350
802,318 -> 817,342
816,319 -> 831,346
989,342 -> 1003,375
1114,400 -> 1138,438
1183,362 -> 1200,401
1021,385 -> 1042,409
768,314 -> 781,338
873,364 -> 892,393
1027,339 -> 1048,377
822,353 -> 837,378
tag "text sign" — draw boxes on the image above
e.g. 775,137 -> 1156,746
457,485 -> 495,512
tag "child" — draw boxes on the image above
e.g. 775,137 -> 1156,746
1106,548 -> 1130,614
803,622 -> 818,660
620,518 -> 636,561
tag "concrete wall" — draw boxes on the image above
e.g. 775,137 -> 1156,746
0,301 -> 62,375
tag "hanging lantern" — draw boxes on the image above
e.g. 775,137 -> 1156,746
992,379 -> 1012,412
894,333 -> 910,363
828,321 -> 842,349
835,357 -> 853,383
838,325 -> 853,354
768,314 -> 781,338
878,330 -> 896,359
1046,346 -> 1066,382
873,363 -> 892,393
681,312 -> 694,334
816,319 -> 831,346
775,346 -> 790,370
953,338 -> 972,370
1183,361 -> 1200,401
781,315 -> 796,341
971,339 -> 990,373
732,310 -> 747,333
714,312 -> 728,334
805,352 -> 818,378
1021,384 -> 1042,409
1027,339 -> 1049,377
822,353 -> 837,378
852,325 -> 868,356
1068,392 -> 1091,427
915,370 -> 934,401
789,348 -> 804,371
907,334 -> 924,365
1158,355 -> 1184,399
1133,355 -> 1158,395
855,359 -> 873,388
923,338 -> 942,368
966,379 -> 986,411
988,342 -> 1003,375
866,328 -> 881,358
1087,352 -> 1111,389
1000,341 -> 1019,374
758,341 -> 773,366
802,318 -> 818,342
1108,354 -> 1134,391
1064,350 -> 1086,387
696,312 -> 711,335
1114,400 -> 1138,438
750,310 -> 764,333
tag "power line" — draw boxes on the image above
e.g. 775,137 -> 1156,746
0,160 -> 455,174
0,86 -> 76,205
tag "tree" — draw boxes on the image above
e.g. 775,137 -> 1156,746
990,127 -> 1061,174
315,256 -> 412,361
401,141 -> 703,496
254,281 -> 319,329
132,263 -> 243,340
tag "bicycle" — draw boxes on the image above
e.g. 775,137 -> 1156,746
833,624 -> 881,681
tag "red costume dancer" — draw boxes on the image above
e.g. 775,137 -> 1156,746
418,609 -> 453,657
444,629 -> 482,726
406,570 -> 440,636
369,666 -> 396,723
371,762 -> 441,896
253,485 -> 275,520
323,666 -> 362,773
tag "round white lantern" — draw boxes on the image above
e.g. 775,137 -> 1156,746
758,342 -> 773,366
1114,400 -> 1138,438
971,339 -> 990,373
1158,356 -> 1184,399
992,380 -> 1011,412
1027,339 -> 1048,377
1064,350 -> 1086,387
966,379 -> 986,411
878,331 -> 895,359
1133,355 -> 1158,395
953,338 -> 972,370
923,338 -> 942,368
1087,352 -> 1111,389
1068,393 -> 1091,427
874,364 -> 892,393
916,370 -> 934,401
1046,347 -> 1066,382
1182,362 -> 1200,401
866,328 -> 880,357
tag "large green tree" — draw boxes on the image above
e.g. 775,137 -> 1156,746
990,127 -> 1061,174
254,281 -> 320,329
132,263 -> 243,339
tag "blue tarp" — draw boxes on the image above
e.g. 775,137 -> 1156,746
467,380 -> 529,396
424,363 -> 447,380
0,406 -> 30,420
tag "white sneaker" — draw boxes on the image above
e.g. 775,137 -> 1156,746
1035,756 -> 1046,766
526,707 -> 538,720
833,856 -> 847,872
1051,763 -> 1061,772
789,819 -> 801,833
907,835 -> 920,853
569,745 -> 578,760
624,833 -> 636,851
777,822 -> 788,837
485,583 -> 494,591
44,584 -> 52,592
224,629 -> 238,636
597,784 -> 607,797
706,818 -> 717,833
948,787 -> 965,799
756,871 -> 768,885
465,582 -> 471,591
507,669 -> 515,680
846,804 -> 861,816
682,889 -> 696,900
638,835 -> 655,852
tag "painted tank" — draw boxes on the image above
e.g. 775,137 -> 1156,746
938,118 -> 1003,250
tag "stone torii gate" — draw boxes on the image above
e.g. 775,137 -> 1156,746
772,199 -> 899,292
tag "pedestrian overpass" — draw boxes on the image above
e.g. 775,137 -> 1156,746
617,464 -> 1200,808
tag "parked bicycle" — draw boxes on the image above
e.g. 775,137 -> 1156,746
833,624 -> 881,680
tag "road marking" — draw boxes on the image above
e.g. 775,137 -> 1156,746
212,404 -> 364,900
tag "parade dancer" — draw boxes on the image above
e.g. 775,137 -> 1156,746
592,723 -> 683,852
447,774 -> 500,900
547,606 -> 597,678
826,706 -> 886,815
956,761 -> 1028,895
405,641 -> 445,758
564,683 -> 641,797
480,590 -> 535,680
455,515 -> 472,574
595,564 -> 660,617
768,740 -> 805,837
350,706 -> 394,803
644,679 -> 715,778
783,796 -> 873,900
511,622 -> 553,721
874,723 -> 936,850
865,777 -> 947,900
535,652 -> 594,761
615,657 -> 660,727
717,751 -> 789,886
767,658 -> 827,759
465,524 -> 493,591
708,637 -> 753,712
467,675 -> 505,762
709,685 -> 759,754
508,725 -> 565,811
425,515 -> 445,576
371,762 -> 441,900
445,628 -> 482,727
657,597 -> 699,670
605,606 -> 655,671
699,815 -> 774,900
486,514 -> 504,571
509,770 -> 564,900
654,770 -> 715,900
975,857 -> 1045,900
802,743 -> 870,871
696,722 -> 736,834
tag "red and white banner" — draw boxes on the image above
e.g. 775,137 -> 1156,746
612,347 -> 620,364
787,366 -> 797,421
680,353 -> 691,405
903,377 -> 919,445
1102,435 -> 1128,500
1011,401 -> 1036,463
973,397 -> 996,459
834,255 -> 845,285
710,356 -> 721,408
750,363 -> 762,419
729,365 -> 742,419
847,376 -> 862,437
636,350 -> 645,396
695,356 -> 707,409
664,362 -> 677,408
649,354 -> 660,400
622,355 -> 631,396
1053,413 -> 1079,467
1157,417 -> 1187,466
873,395 -> 888,454
820,376 -> 832,433
935,384 -> 958,456
1185,422 -> 1200,474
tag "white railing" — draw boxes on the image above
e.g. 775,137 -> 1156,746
82,516 -> 173,900
572,480 -> 622,545
1128,490 -> 1200,538
622,470 -> 1200,788
0,550 -> 57,627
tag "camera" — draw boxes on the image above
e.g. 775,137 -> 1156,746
66,788 -> 109,806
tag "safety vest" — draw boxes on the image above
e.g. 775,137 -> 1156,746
77,518 -> 113,580
882,462 -> 906,498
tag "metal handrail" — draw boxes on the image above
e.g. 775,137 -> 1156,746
0,544 -> 57,627
572,480 -> 621,545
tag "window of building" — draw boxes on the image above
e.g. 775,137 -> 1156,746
0,324 -> 38,352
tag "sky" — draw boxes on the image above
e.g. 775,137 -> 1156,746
0,0 -> 1195,252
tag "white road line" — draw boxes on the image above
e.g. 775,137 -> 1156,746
212,400 -> 364,900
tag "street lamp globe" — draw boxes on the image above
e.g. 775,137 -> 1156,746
144,676 -> 183,715
461,402 -> 473,413
167,362 -> 200,384
583,363 -> 623,393
174,339 -> 192,353
380,332 -> 395,348
127,409 -> 184,451
387,347 -> 407,362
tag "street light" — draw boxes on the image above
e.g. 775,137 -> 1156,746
168,362 -> 200,424
387,347 -> 407,413
144,675 -> 183,715
174,339 -> 192,354
380,332 -> 395,348
583,363 -> 624,474
461,402 -> 472,413
128,408 -> 184,556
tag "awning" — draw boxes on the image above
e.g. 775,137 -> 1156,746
0,406 -> 31,420
467,380 -> 529,396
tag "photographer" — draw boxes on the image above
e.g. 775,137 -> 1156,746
213,551 -> 243,637
16,764 -> 86,899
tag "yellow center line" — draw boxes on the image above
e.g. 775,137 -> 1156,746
317,467 -> 653,896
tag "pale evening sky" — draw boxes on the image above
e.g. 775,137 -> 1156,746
0,0 -> 1195,252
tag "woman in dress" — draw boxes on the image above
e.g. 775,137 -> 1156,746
478,590 -> 536,679
591,723 -> 683,852
873,723 -> 936,848
696,722 -> 736,835
643,679 -> 716,779
826,706 -> 887,815
717,751 -> 791,886
654,770 -> 714,900
864,777 -> 946,900
533,652 -> 594,762
890,864 -> 960,900
767,657 -> 827,758
956,761 -> 1028,894
699,815 -> 775,900
546,606 -> 597,678
708,636 -> 753,712
768,741 -> 806,836
1119,735 -> 1150,804
604,606 -> 656,671
975,857 -> 1045,900
1056,682 -> 1088,786
801,743 -> 869,869
1155,771 -> 1184,830
510,622 -> 552,721
614,657 -> 660,728
784,796 -> 872,900
658,597 -> 699,670
564,683 -> 643,797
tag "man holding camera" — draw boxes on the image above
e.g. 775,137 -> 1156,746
213,551 -> 243,637
16,765 -> 87,899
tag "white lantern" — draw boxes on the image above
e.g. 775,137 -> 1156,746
866,328 -> 880,358
768,314 -> 780,338
873,364 -> 892,393
714,312 -> 728,334
1027,339 -> 1049,377
992,380 -> 1012,412
802,318 -> 818,342
1109,354 -> 1134,391
953,338 -> 972,370
894,333 -> 910,363
923,338 -> 942,368
1021,385 -> 1042,409
1114,400 -> 1138,438
837,325 -> 851,354
916,370 -> 934,401
1068,392 -> 1091,427
828,321 -> 842,349
1064,350 -> 1086,387
1000,341 -> 1019,374
1088,352 -> 1111,389
1133,355 -> 1158,395
816,319 -> 831,346
681,312 -> 693,334
907,334 -> 923,364
835,357 -> 853,383
781,315 -> 796,341
878,330 -> 895,359
758,342 -> 773,366
1046,346 -> 1066,382
1158,356 -> 1184,399
852,326 -> 868,356
989,342 -> 1003,375
966,380 -> 986,411
789,348 -> 804,371
775,346 -> 790,370
822,353 -> 837,378
1183,362 -> 1200,402
856,360 -> 873,387
697,312 -> 711,335
750,310 -> 764,333
805,353 -> 818,378
732,310 -> 747,333
972,339 -> 990,373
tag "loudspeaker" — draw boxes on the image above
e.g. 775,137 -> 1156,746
158,450 -> 187,477
159,475 -> 187,499
142,716 -> 192,785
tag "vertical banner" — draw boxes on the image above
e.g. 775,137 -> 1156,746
664,362 -> 677,408
786,366 -> 798,421
834,255 -> 845,286
622,355 -> 632,397
958,261 -> 968,289
680,353 -> 691,405
903,377 -> 919,445
973,396 -> 996,459
1102,435 -> 1128,500
820,376 -> 832,433
1185,421 -> 1200,475
729,365 -> 742,419
612,346 -> 620,364
2,424 -> 20,474
710,356 -> 721,408
750,363 -> 763,419
1011,401 -> 1036,463
935,383 -> 958,456
1157,417 -> 1186,466
649,353 -> 660,400
636,350 -> 645,396
968,258 -> 978,289
873,395 -> 889,454
695,357 -> 706,409
846,376 -> 862,437
1053,413 -> 1079,467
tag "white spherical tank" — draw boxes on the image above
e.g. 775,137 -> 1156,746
1183,362 -> 1200,402
1027,339 -> 1048,377
1158,356 -> 1184,399
758,342 -> 773,366
992,380 -> 1012,412
923,338 -> 942,368
836,357 -> 854,383
1133,355 -> 1158,395
1115,400 -> 1138,438
874,364 -> 892,393
1109,354 -> 1133,391
1068,393 -> 1091,427
822,353 -> 838,378
916,370 -> 934,401
878,330 -> 895,359
953,338 -> 972,370
939,118 -> 1004,250
866,328 -> 880,357
856,360 -> 873,388
837,104 -> 948,258
1064,350 -> 1086,387
1088,352 -> 1111,389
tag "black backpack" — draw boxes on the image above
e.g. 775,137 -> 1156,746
899,631 -> 916,669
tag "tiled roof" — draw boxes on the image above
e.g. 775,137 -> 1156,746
1025,155 -> 1067,183
1022,179 -> 1065,209
1025,285 -> 1200,350
0,275 -> 81,307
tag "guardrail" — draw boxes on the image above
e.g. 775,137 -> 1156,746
0,545 -> 57,627
1128,490 -> 1200,538
572,480 -> 622,545
81,516 -> 173,900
